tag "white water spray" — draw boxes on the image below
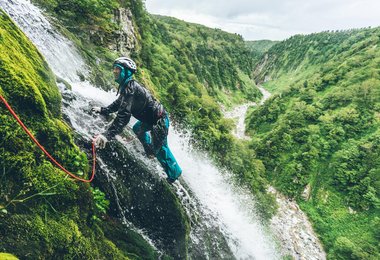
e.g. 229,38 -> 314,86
0,0 -> 88,82
169,129 -> 279,259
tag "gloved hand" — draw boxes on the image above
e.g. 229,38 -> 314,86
91,106 -> 101,114
94,134 -> 108,149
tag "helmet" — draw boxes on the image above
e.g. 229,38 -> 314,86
113,57 -> 137,73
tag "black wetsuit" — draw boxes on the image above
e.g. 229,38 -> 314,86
100,80 -> 164,139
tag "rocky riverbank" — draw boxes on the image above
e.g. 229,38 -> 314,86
268,187 -> 326,260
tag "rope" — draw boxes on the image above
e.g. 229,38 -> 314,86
0,93 -> 96,183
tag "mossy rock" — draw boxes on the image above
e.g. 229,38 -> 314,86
0,253 -> 18,260
0,214 -> 130,259
101,216 -> 166,260
0,8 -> 85,215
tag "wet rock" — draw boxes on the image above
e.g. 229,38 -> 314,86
268,186 -> 326,260
77,137 -> 190,259
110,8 -> 137,54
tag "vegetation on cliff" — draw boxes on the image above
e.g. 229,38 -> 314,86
0,10 -> 164,259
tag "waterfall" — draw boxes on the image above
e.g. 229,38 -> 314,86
1,1 -> 280,259
0,0 -> 88,82
170,131 -> 279,259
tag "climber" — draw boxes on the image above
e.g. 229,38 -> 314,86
91,57 -> 182,183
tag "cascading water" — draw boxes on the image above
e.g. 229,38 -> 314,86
0,0 -> 88,82
1,1 -> 281,258
170,131 -> 279,259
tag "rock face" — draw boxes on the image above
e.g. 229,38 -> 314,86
253,53 -> 271,84
86,142 -> 190,259
88,140 -> 190,259
90,139 -> 236,259
89,8 -> 137,55
268,187 -> 326,260
110,8 -> 137,54
302,184 -> 312,201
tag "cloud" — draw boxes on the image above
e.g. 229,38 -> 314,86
145,0 -> 380,40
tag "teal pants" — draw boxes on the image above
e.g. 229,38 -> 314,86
132,115 -> 182,181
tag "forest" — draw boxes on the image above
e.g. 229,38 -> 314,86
248,28 -> 380,258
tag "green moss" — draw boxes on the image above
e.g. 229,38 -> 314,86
0,214 -> 130,259
0,12 -> 60,118
0,253 -> 18,260
0,10 -> 136,259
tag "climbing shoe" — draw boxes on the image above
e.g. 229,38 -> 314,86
166,177 -> 177,184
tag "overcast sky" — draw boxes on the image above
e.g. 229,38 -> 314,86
145,0 -> 380,41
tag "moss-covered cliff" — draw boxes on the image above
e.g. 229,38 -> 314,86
0,9 -> 188,259
0,9 -> 128,259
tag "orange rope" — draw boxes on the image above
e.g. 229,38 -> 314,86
0,94 -> 96,182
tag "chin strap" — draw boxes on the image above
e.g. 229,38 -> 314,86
115,66 -> 133,95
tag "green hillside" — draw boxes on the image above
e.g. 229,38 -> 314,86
248,28 -> 380,258
245,39 -> 278,64
5,0 -> 380,258
140,14 -> 261,106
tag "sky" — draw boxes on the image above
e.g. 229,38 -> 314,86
145,0 -> 380,41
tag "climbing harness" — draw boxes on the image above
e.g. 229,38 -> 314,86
152,116 -> 168,154
0,93 -> 96,182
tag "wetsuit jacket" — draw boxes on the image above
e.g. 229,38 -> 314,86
100,80 -> 164,139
